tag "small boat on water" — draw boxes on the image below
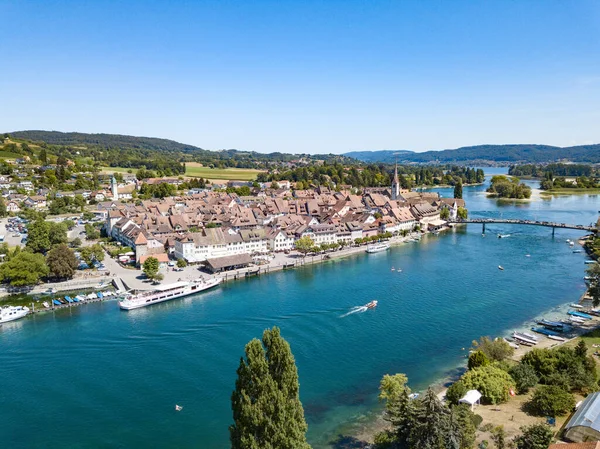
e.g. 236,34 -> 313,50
0,306 -> 29,323
391,267 -> 395,271
573,250 -> 583,253
498,265 -> 504,271
525,254 -> 531,257
570,242 -> 575,247
366,242 -> 391,253
585,260 -> 598,265
365,300 -> 378,309
498,234 -> 511,239
175,405 -> 183,411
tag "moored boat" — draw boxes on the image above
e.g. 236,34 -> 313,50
498,265 -> 504,271
568,310 -> 593,320
0,306 -> 29,323
119,278 -> 222,311
366,242 -> 391,253
512,332 -> 537,345
570,303 -> 584,309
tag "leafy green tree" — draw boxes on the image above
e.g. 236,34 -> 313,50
143,256 -> 160,280
48,222 -> 68,246
461,365 -> 516,405
176,258 -> 187,268
527,385 -> 575,417
513,424 -> 553,449
80,244 -> 105,266
85,223 -> 100,240
70,237 -> 82,248
440,208 -> 450,220
446,379 -> 468,406
472,336 -> 514,362
457,207 -> 468,220
26,219 -> 51,253
454,181 -> 463,199
509,364 -> 538,394
0,251 -> 49,286
230,327 -> 310,449
468,350 -> 490,370
39,148 -> 47,165
586,263 -> 600,307
0,196 -> 6,218
46,244 -> 78,279
294,236 -> 315,257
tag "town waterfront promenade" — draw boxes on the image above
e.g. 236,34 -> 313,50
0,173 -> 598,449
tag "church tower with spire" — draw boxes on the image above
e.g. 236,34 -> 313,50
111,175 -> 119,201
391,162 -> 400,200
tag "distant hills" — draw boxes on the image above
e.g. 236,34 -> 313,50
344,144 -> 600,164
9,130 -> 205,153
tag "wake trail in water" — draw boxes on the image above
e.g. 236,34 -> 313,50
340,306 -> 368,318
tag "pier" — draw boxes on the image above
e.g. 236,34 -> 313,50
451,218 -> 598,235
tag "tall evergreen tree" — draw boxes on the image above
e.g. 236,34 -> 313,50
454,181 -> 463,199
410,388 -> 449,449
230,327 -> 310,449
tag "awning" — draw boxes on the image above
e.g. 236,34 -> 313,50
428,219 -> 447,227
459,390 -> 482,406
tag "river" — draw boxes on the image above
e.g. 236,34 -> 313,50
1,169 -> 598,448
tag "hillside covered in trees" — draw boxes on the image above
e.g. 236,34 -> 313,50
6,130 -> 355,170
345,144 -> 600,164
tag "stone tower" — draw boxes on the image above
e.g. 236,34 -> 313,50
391,163 -> 400,200
111,175 -> 119,201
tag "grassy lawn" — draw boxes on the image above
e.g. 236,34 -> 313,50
185,165 -> 263,181
100,164 -> 264,181
0,150 -> 22,160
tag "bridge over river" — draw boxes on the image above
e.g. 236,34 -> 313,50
450,218 -> 598,235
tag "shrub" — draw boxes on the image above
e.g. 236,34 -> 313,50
446,379 -> 467,405
509,364 -> 539,394
513,423 -> 553,449
461,365 -> 516,405
472,336 -> 514,362
527,385 -> 575,417
468,350 -> 490,370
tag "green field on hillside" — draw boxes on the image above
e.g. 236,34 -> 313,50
101,165 -> 264,181
185,165 -> 263,180
0,150 -> 22,160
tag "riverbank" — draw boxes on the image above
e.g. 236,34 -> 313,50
541,188 -> 600,195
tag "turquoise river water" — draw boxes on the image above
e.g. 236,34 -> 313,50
1,169 -> 599,448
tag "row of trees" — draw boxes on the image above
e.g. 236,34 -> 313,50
294,234 -> 395,256
509,164 -> 595,178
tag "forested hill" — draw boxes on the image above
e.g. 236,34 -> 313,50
343,150 -> 413,163
9,130 -> 205,153
344,144 -> 600,164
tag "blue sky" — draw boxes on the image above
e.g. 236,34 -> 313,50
2,0 -> 600,154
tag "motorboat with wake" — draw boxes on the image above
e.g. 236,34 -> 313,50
365,300 -> 378,309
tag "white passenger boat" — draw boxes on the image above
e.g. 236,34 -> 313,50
0,306 -> 30,323
118,278 -> 222,311
366,242 -> 390,253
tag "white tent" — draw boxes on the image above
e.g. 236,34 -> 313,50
459,390 -> 482,410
